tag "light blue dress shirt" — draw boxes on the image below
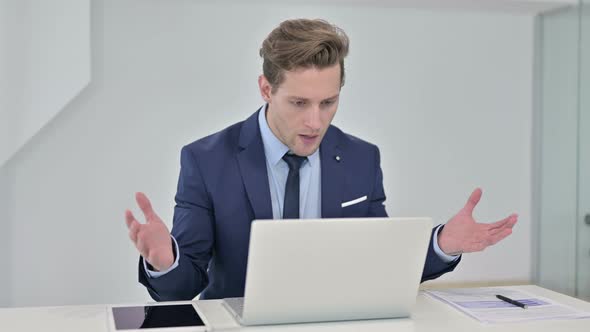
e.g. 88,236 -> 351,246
258,105 -> 322,219
145,104 -> 457,277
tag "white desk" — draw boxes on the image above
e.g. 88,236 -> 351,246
1,285 -> 589,332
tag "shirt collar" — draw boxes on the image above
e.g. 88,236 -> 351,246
258,104 -> 320,167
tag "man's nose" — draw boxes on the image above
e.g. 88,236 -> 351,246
304,106 -> 322,132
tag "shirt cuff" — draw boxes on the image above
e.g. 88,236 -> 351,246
143,235 -> 180,278
432,224 -> 460,263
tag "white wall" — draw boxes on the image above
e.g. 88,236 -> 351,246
2,0 -> 533,307
340,9 -> 533,286
0,0 -> 91,167
0,166 -> 12,307
0,0 -> 12,308
0,0 -> 17,168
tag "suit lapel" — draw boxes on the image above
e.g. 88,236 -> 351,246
320,127 -> 345,218
236,109 -> 273,220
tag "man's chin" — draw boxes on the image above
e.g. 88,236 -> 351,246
292,145 -> 320,157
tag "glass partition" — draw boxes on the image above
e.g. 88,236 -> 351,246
536,0 -> 590,301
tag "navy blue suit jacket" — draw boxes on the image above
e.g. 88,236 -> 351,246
139,109 -> 460,301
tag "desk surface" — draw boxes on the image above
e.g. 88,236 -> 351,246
1,285 -> 589,332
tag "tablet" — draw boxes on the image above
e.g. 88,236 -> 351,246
108,303 -> 210,331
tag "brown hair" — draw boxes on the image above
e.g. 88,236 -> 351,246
260,19 -> 350,93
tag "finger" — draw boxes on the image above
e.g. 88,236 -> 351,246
135,192 -> 156,222
463,188 -> 482,216
485,218 -> 510,232
487,228 -> 513,246
488,213 -> 518,232
128,220 -> 140,243
136,235 -> 146,255
465,226 -> 502,252
126,210 -> 143,244
489,223 -> 513,238
125,210 -> 140,228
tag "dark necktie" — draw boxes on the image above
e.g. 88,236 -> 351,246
282,153 -> 307,219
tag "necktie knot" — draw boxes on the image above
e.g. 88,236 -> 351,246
282,153 -> 306,171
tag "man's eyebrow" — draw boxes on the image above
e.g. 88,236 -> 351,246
322,94 -> 340,101
287,94 -> 340,101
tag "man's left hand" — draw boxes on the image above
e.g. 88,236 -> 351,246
438,188 -> 518,256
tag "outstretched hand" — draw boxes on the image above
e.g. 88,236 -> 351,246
125,192 -> 174,271
437,188 -> 518,256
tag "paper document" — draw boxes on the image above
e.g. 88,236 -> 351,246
424,287 -> 590,324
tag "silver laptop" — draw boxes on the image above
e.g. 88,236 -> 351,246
222,217 -> 432,326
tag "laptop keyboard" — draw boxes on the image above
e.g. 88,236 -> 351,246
224,297 -> 245,318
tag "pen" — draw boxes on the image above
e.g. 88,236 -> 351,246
496,294 -> 528,309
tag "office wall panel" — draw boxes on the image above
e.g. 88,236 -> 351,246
0,0 -> 13,308
0,166 -> 12,307
0,0 -> 91,167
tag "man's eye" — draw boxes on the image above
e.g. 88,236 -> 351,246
291,100 -> 306,107
322,100 -> 334,106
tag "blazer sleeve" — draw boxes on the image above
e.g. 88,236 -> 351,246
367,145 -> 461,282
138,146 -> 215,301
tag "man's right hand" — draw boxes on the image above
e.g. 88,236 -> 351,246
125,192 -> 175,272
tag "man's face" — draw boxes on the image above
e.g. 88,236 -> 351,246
259,64 -> 341,157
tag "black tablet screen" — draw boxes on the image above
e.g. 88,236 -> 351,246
112,304 -> 205,330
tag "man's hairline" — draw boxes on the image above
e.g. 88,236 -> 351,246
263,63 -> 345,97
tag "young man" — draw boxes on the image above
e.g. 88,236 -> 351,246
125,19 -> 518,301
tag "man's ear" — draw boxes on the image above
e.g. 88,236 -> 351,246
258,75 -> 273,102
